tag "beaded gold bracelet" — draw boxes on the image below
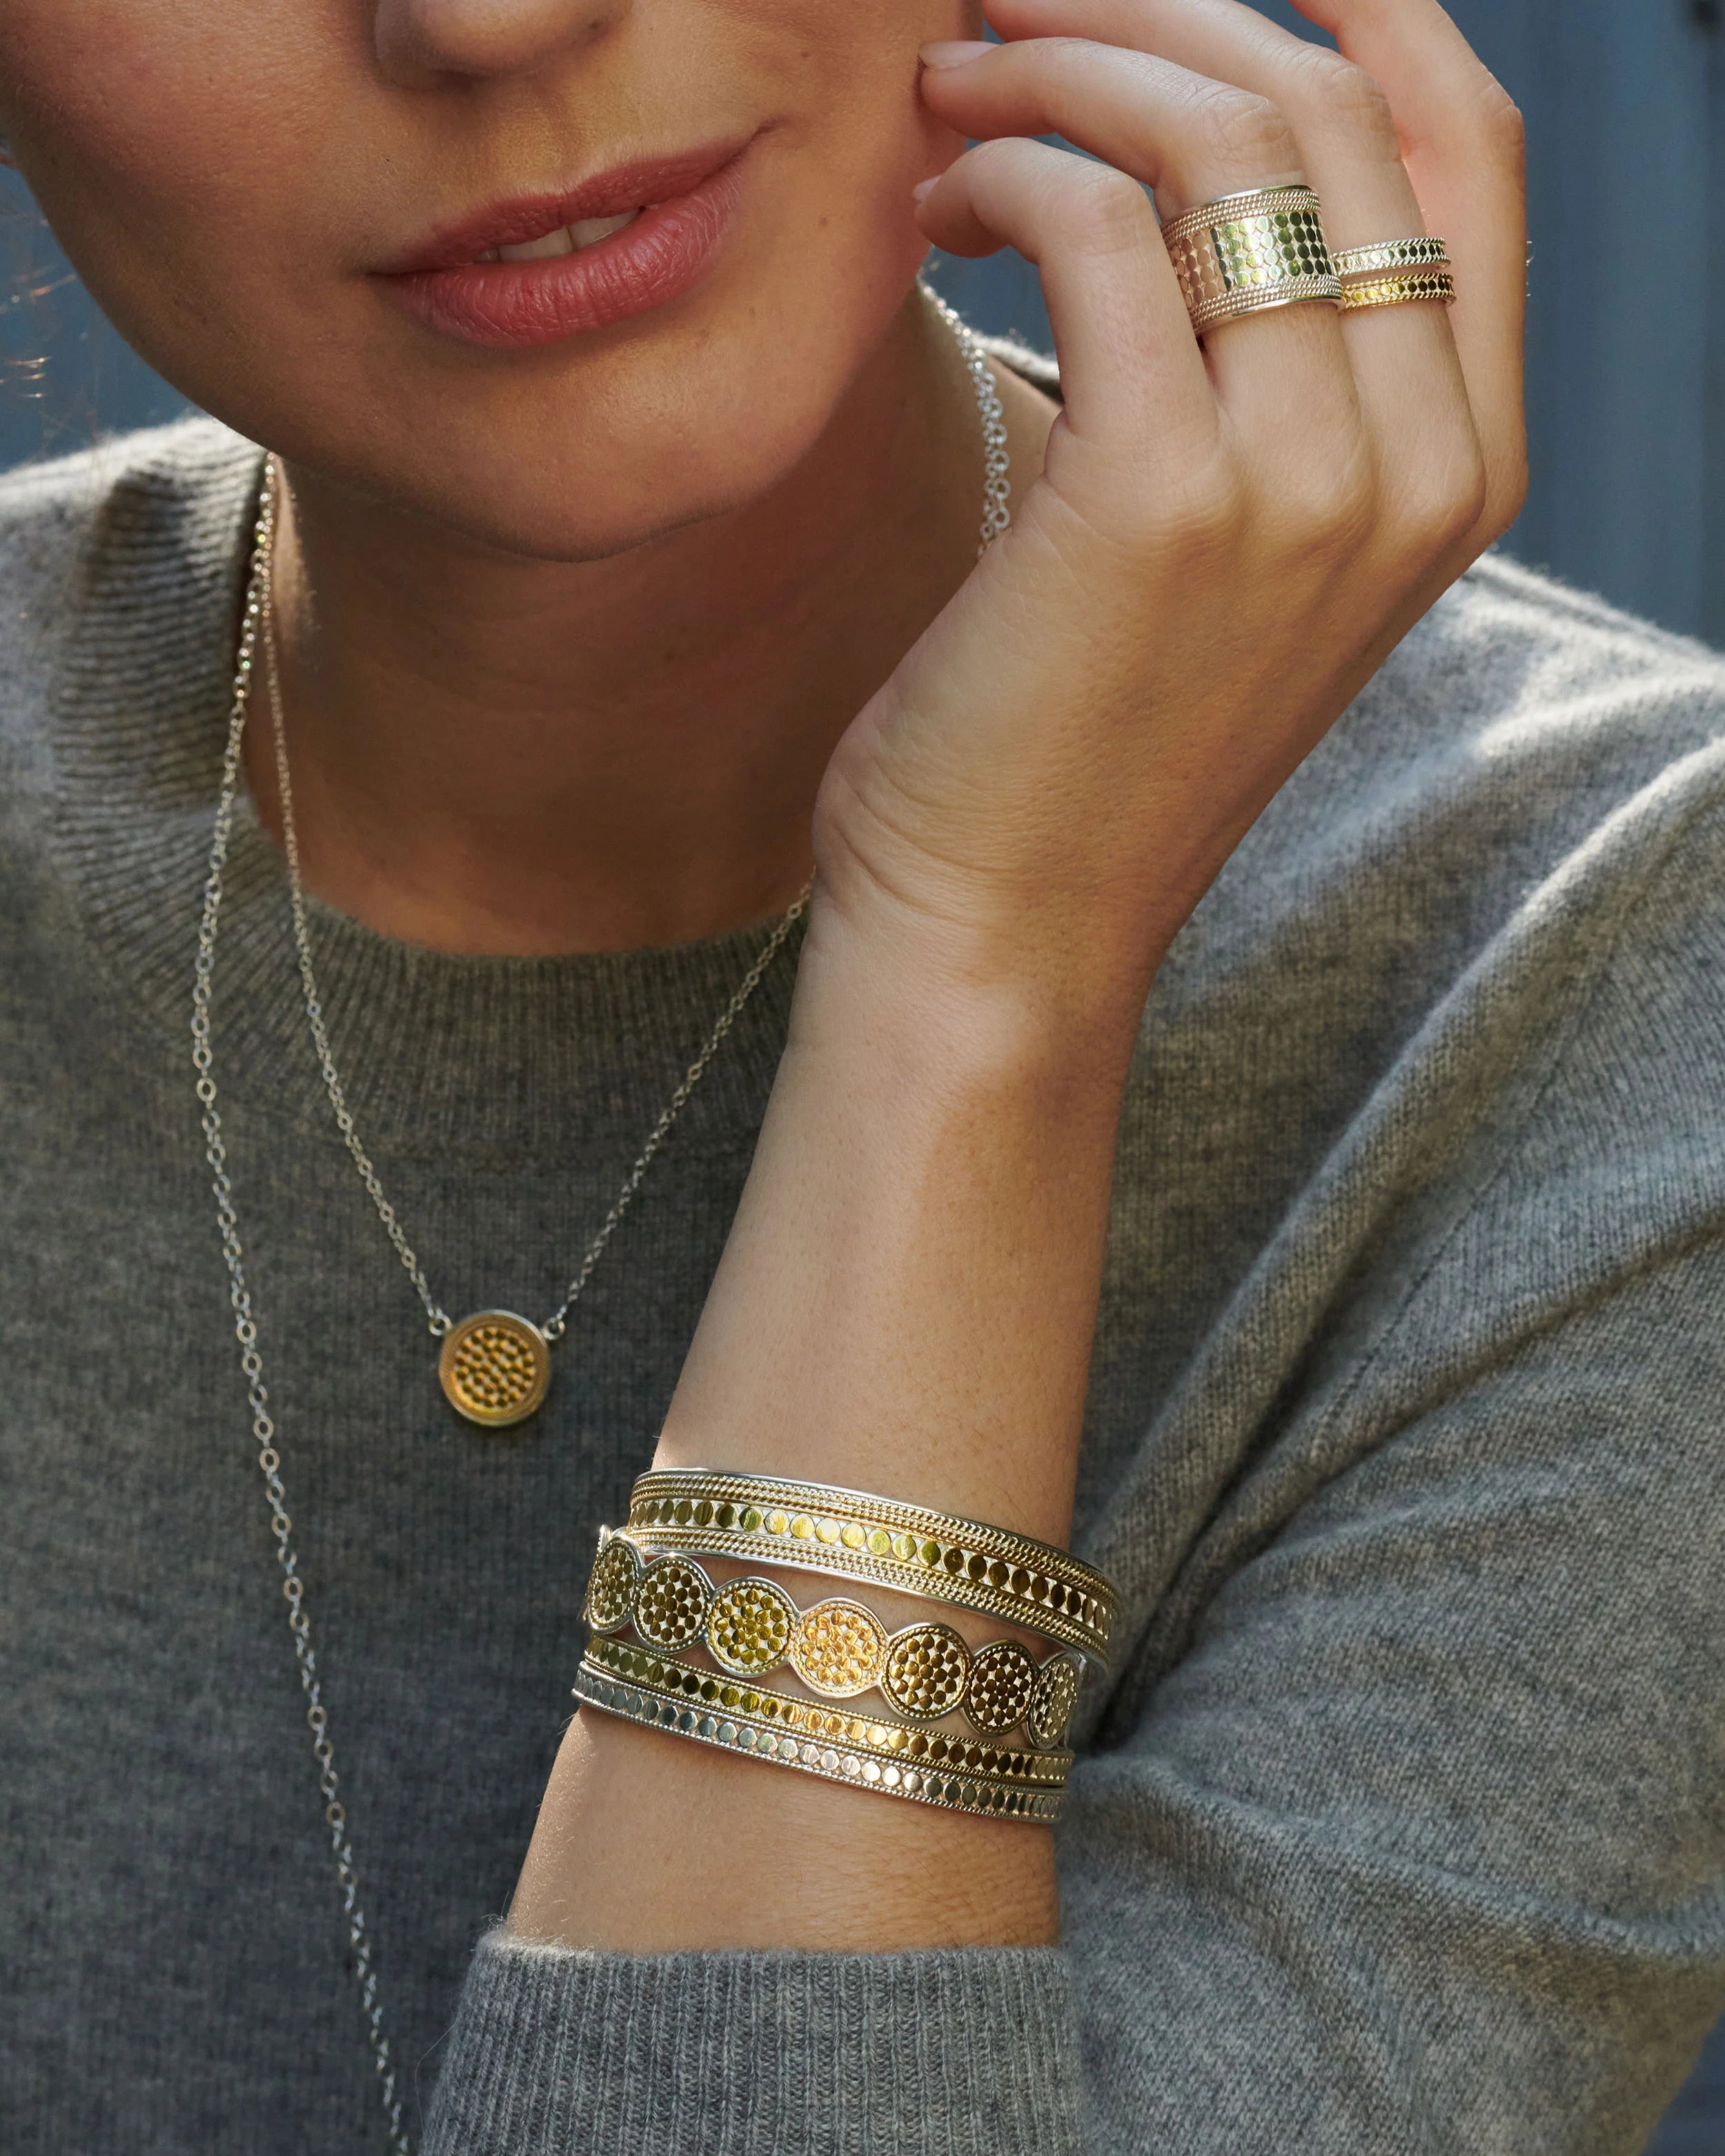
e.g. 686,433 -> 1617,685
624,1469 -> 1116,1665
583,1530 -> 1085,1748
573,1653 -> 1066,1823
581,1632 -> 1073,1789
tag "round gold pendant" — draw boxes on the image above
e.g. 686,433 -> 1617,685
438,1309 -> 551,1428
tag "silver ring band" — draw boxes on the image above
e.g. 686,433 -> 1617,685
1332,236 -> 1451,279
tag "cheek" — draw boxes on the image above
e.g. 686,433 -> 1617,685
3,0 -> 357,364
722,0 -> 970,253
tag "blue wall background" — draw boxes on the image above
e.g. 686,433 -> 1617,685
2,5 -> 1722,2144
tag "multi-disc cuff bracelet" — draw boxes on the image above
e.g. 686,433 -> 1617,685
574,1471 -> 1120,1823
584,1532 -> 1087,1744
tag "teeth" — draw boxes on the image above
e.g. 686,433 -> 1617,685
497,226 -> 575,261
571,209 -> 641,247
491,208 -> 642,264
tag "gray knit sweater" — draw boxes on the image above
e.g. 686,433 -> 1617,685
3,397 -> 1723,2156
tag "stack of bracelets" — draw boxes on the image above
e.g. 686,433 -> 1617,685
573,1470 -> 1120,1823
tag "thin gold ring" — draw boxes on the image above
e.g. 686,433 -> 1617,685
1339,270 -> 1457,313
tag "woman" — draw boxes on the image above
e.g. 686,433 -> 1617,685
1,0 -> 1720,2148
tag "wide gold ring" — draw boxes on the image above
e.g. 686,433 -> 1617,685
1161,184 -> 1341,338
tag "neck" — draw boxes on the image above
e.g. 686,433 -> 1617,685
247,286 -> 1054,957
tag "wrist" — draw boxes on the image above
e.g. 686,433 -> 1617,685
793,869 -> 1154,1110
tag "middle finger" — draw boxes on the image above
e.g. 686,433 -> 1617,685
920,38 -> 1368,475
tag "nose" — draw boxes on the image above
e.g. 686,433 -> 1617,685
373,0 -> 631,84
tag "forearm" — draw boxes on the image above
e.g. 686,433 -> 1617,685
506,897 -> 1147,1952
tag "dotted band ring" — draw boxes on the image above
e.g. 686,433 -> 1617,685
1332,236 -> 1450,278
1339,270 -> 1458,313
1161,184 -> 1342,338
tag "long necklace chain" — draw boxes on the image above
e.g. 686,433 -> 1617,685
191,284 -> 1010,2154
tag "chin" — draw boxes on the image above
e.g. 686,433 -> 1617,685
167,193 -> 934,565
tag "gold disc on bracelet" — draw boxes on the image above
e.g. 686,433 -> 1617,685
882,1622 -> 973,1720
635,1554 -> 712,1649
583,1530 -> 644,1633
965,1639 -> 1039,1734
1026,1650 -> 1083,1748
707,1575 -> 799,1674
789,1597 -> 889,1697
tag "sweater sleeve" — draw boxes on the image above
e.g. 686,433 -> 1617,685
424,744 -> 1725,2156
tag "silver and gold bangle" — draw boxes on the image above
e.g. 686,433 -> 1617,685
624,1469 -> 1115,1665
1161,184 -> 1341,337
575,1470 -> 1117,1820
583,1531 -> 1085,1748
573,1654 -> 1067,1823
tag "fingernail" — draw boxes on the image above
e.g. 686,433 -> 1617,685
919,39 -> 994,68
911,177 -> 940,204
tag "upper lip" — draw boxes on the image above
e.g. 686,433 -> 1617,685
374,133 -> 755,275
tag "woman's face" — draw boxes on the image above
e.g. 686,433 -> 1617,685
0,0 -> 978,556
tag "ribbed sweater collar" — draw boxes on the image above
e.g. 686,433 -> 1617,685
49,417 -> 807,1159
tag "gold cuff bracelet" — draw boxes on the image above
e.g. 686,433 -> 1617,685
581,1633 -> 1073,1789
573,1654 -> 1066,1823
623,1469 -> 1116,1665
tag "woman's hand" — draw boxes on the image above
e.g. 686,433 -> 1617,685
513,0 -> 1527,1962
814,0 -> 1526,1031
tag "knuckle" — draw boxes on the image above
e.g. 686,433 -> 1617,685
1183,83 -> 1299,188
1066,160 -> 1157,255
1157,461 -> 1252,557
1285,48 -> 1395,142
1488,444 -> 1531,536
1392,450 -> 1490,559
1261,450 -> 1377,558
1477,81 -> 1528,176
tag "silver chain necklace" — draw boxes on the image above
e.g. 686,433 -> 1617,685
264,577 -> 814,1427
190,283 -> 1009,2154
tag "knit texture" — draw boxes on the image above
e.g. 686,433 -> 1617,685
2,394 -> 1723,2155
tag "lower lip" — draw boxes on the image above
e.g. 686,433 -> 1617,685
377,150 -> 749,349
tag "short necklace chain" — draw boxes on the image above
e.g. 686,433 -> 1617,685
193,285 -> 1009,2155
264,595 -> 811,1347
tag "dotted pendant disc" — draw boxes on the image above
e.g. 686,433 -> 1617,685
439,1310 -> 551,1427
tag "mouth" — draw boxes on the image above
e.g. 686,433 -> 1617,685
469,208 -> 645,264
375,135 -> 756,277
370,132 -> 756,348
371,132 -> 746,347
